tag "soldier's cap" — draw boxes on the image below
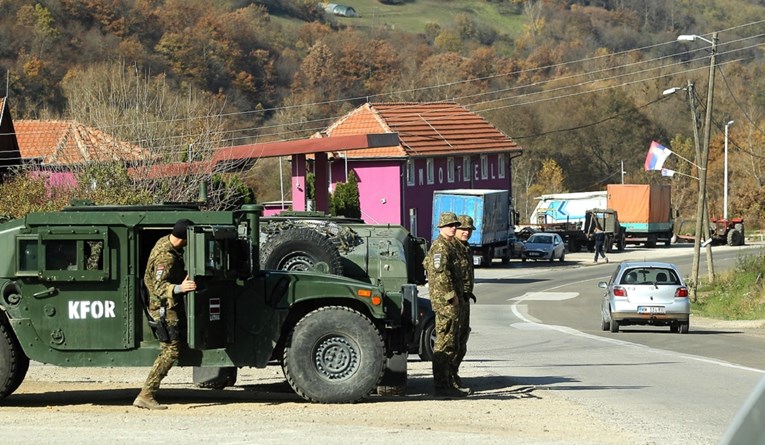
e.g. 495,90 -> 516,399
172,219 -> 193,240
457,215 -> 476,230
437,212 -> 461,228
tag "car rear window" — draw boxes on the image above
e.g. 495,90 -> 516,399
620,268 -> 679,285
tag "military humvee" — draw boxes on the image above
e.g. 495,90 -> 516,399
0,201 -> 422,403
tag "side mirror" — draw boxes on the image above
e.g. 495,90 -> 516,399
598,281 -> 608,288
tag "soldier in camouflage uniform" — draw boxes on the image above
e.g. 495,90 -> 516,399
133,219 -> 197,410
453,215 -> 476,392
423,212 -> 469,397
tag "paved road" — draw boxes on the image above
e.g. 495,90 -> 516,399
462,242 -> 765,444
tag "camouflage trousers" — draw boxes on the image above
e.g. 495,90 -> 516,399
452,298 -> 471,377
142,310 -> 182,396
142,337 -> 180,396
432,302 -> 461,388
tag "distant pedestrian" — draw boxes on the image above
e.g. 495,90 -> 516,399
423,212 -> 469,397
593,222 -> 608,263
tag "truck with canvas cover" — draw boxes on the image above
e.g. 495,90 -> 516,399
431,189 -> 519,266
606,184 -> 674,247
0,200 -> 422,404
528,191 -> 609,252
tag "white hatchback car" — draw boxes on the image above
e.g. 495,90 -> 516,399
599,261 -> 690,333
521,233 -> 566,262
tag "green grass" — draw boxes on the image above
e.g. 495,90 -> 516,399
328,0 -> 526,38
692,252 -> 765,320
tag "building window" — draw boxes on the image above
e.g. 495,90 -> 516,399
498,154 -> 506,179
481,155 -> 488,179
447,157 -> 455,183
406,159 -> 415,186
426,158 -> 434,184
463,156 -> 471,182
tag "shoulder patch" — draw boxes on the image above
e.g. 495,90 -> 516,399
433,253 -> 442,269
155,265 -> 165,281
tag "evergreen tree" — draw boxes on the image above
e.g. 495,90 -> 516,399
329,171 -> 361,218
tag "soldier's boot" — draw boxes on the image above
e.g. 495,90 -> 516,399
450,376 -> 472,395
133,390 -> 168,410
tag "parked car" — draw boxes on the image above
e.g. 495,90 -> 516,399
599,261 -> 690,333
521,232 -> 566,262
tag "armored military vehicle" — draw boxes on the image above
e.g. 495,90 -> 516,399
0,201 -> 423,403
257,212 -> 434,359
193,211 -> 436,390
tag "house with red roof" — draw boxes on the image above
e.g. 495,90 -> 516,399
301,102 -> 523,238
0,96 -> 150,189
206,102 -> 523,237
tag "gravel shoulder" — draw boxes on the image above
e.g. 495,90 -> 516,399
3,360 -> 638,445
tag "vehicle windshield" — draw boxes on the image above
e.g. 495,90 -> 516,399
528,235 -> 552,244
620,267 -> 679,285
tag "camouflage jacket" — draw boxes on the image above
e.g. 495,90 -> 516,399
144,235 -> 186,310
423,235 -> 464,307
453,238 -> 474,298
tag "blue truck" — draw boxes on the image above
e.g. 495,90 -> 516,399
432,189 -> 519,266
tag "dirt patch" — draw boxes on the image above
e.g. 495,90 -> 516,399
1,361 -> 637,444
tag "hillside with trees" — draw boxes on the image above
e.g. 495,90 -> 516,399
1,0 -> 764,226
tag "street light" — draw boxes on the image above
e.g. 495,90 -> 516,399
677,34 -> 715,45
678,32 -> 718,298
724,120 -> 734,220
663,81 -> 702,168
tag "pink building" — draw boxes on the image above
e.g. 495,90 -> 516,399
291,102 -> 523,238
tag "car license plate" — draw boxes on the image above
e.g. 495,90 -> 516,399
473,257 -> 481,266
528,252 -> 540,257
637,306 -> 666,314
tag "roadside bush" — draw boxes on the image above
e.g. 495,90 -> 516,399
693,252 -> 765,320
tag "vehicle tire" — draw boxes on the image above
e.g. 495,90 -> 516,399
679,322 -> 690,334
501,252 -> 510,264
193,366 -> 237,390
609,314 -> 619,333
0,320 -> 29,399
617,236 -> 626,252
670,323 -> 679,333
283,306 -> 384,403
483,250 -> 493,268
418,318 -> 436,361
605,234 -> 614,253
521,257 -> 527,263
646,235 -> 657,248
549,253 -> 555,262
559,251 -> 565,262
727,229 -> 744,246
376,353 -> 408,396
601,314 -> 610,331
568,239 -> 579,253
261,228 -> 343,275
664,236 -> 672,247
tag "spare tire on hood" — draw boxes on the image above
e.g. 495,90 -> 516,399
260,228 -> 344,275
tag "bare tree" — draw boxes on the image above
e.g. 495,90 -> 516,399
60,62 -> 254,209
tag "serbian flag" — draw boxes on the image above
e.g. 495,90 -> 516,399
644,141 -> 672,171
661,168 -> 675,177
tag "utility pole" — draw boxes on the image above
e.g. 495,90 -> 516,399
685,32 -> 718,298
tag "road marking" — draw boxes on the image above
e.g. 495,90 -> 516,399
509,299 -> 765,374
509,292 -> 579,301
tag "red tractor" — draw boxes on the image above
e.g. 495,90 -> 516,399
710,217 -> 745,246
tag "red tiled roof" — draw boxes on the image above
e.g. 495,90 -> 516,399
14,120 -> 148,166
320,102 -> 522,159
128,161 -> 214,180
